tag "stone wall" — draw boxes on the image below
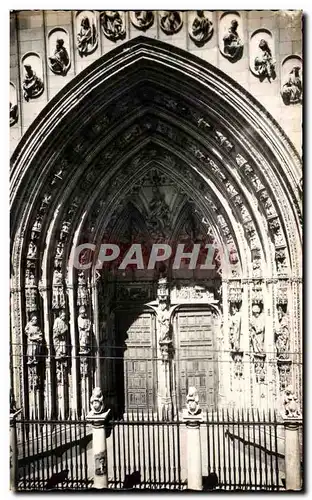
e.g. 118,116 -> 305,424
10,10 -> 302,156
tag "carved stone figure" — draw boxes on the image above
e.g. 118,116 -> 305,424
275,306 -> 290,359
48,38 -> 70,75
158,301 -> 171,342
250,304 -> 265,354
229,303 -> 241,351
254,353 -> 266,383
277,360 -> 292,391
232,351 -> 244,379
90,387 -> 104,414
186,386 -> 200,415
10,101 -> 18,126
130,11 -> 154,30
160,11 -> 183,35
78,305 -> 91,354
77,271 -> 89,306
53,311 -> 68,360
25,315 -> 43,365
283,385 -> 301,418
27,240 -> 37,259
52,269 -> 65,309
22,65 -> 44,102
189,11 -> 213,46
281,66 -> 302,105
77,16 -> 97,55
254,39 -> 276,81
101,11 -> 125,41
146,186 -> 170,239
223,19 -> 243,60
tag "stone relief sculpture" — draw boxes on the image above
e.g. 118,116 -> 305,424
158,300 -> 171,343
281,66 -> 302,105
77,15 -> 97,56
77,271 -> 89,306
283,385 -> 301,419
52,268 -> 65,310
250,304 -> 265,354
10,102 -> 18,126
53,310 -> 68,360
130,11 -> 154,30
101,11 -> 126,41
48,38 -> 70,75
254,39 -> 276,81
229,303 -> 242,351
275,306 -> 290,359
78,305 -> 91,354
146,186 -> 170,239
25,315 -> 43,365
159,11 -> 183,35
90,387 -> 104,414
22,64 -> 44,101
189,11 -> 213,46
222,19 -> 243,60
186,386 -> 200,415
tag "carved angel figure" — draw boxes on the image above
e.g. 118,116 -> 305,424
53,310 -> 68,360
281,66 -> 302,105
229,303 -> 242,351
275,306 -> 290,359
130,11 -> 154,30
22,65 -> 44,102
160,11 -> 182,35
49,38 -> 70,75
254,39 -> 276,81
77,16 -> 96,55
25,315 -> 43,365
250,304 -> 265,354
78,305 -> 91,354
101,11 -> 125,41
223,19 -> 243,60
189,11 -> 213,45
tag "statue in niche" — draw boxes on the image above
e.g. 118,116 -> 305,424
189,11 -> 213,46
130,11 -> 154,30
52,268 -> 65,309
22,65 -> 44,102
101,11 -> 125,41
281,66 -> 302,105
158,300 -> 171,343
229,302 -> 242,351
275,306 -> 290,359
254,39 -> 276,81
77,16 -> 97,56
78,305 -> 91,354
250,304 -> 265,354
53,310 -> 68,360
223,19 -> 243,60
160,11 -> 183,35
10,101 -> 18,126
48,38 -> 70,75
77,271 -> 89,306
146,186 -> 170,239
27,240 -> 37,259
25,315 -> 43,365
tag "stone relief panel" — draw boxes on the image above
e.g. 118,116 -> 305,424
76,11 -> 98,56
100,11 -> 126,42
219,12 -> 244,62
250,29 -> 276,82
21,52 -> 44,102
10,82 -> 18,126
188,11 -> 213,47
159,11 -> 183,35
130,11 -> 154,31
47,28 -> 71,75
281,55 -> 302,105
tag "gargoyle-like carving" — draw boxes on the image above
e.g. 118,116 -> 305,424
130,11 -> 154,30
160,11 -> 183,35
48,38 -> 70,75
186,386 -> 200,415
229,302 -> 241,351
254,39 -> 276,81
277,360 -> 292,391
223,19 -> 243,60
25,315 -> 43,365
90,387 -> 104,415
77,16 -> 97,55
53,310 -> 68,360
250,304 -> 265,354
78,305 -> 91,355
189,11 -> 213,46
283,385 -> 301,418
101,11 -> 126,41
281,66 -> 302,105
22,65 -> 44,101
275,306 -> 290,360
10,101 -> 18,126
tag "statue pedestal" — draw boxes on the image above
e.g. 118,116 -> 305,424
182,410 -> 204,491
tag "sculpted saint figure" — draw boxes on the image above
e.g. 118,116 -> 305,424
49,39 -> 70,75
78,305 -> 91,354
223,19 -> 243,59
250,304 -> 265,354
10,101 -> 18,126
22,65 -> 44,101
160,11 -> 182,35
158,301 -> 170,342
53,310 -> 68,360
254,39 -> 276,80
102,11 -> 125,41
190,11 -> 213,45
131,11 -> 154,30
25,315 -> 43,365
77,16 -> 96,55
229,303 -> 242,351
281,66 -> 302,105
275,306 -> 290,359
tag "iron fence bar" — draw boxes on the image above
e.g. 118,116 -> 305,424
263,410 -> 268,488
141,408 -> 146,487
269,409 -> 274,488
127,413 -> 131,478
274,410 -> 279,490
247,409 -> 252,489
216,409 -> 221,486
257,409 -> 263,489
232,408 -> 237,489
252,408 -> 257,490
112,420 -> 116,486
167,418 -> 171,487
226,408 -> 232,490
136,407 -> 141,488
176,409 -> 182,488
171,410 -> 177,486
131,408 -> 136,477
211,409 -> 216,474
221,408 -> 226,488
83,420 -> 88,488
147,409 -> 152,486
69,419 -> 74,488
238,408 -> 241,489
157,407 -> 161,486
242,409 -> 247,489
152,408 -> 157,486
162,419 -> 166,487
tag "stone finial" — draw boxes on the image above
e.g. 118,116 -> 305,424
186,386 -> 200,415
283,385 -> 302,419
90,387 -> 104,415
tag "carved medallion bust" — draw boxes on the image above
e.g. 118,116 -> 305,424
189,11 -> 213,46
22,64 -> 44,101
159,11 -> 183,35
101,11 -> 126,41
130,11 -> 154,31
48,38 -> 70,75
281,66 -> 302,105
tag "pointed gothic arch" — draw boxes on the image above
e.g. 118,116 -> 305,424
10,36 -> 302,416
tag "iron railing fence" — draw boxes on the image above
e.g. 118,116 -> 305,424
13,407 -> 299,491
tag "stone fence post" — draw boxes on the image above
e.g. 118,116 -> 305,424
182,386 -> 203,490
282,385 -> 302,491
86,387 -> 111,489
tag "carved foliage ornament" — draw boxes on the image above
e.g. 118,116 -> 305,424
130,11 -> 154,30
189,11 -> 213,46
101,11 -> 126,41
159,11 -> 183,35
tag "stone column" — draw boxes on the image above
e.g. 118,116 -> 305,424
282,385 -> 302,490
10,394 -> 22,492
182,387 -> 203,490
86,387 -> 111,489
